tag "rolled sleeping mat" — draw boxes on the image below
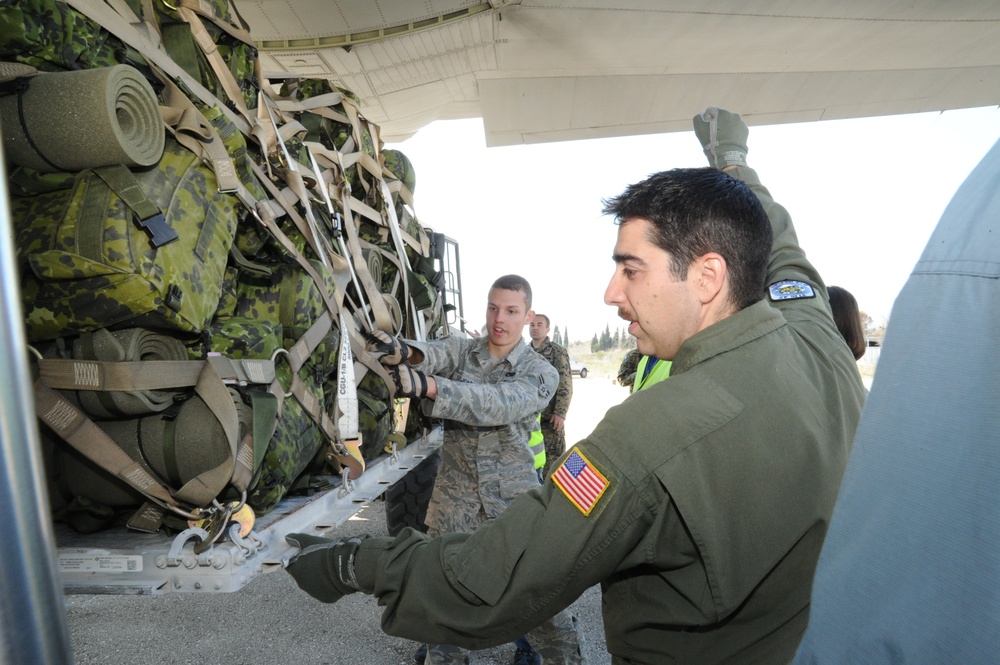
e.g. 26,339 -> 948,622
0,64 -> 164,172
65,328 -> 189,418
44,388 -> 251,512
96,387 -> 252,494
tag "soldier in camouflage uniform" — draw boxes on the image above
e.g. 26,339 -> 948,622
364,274 -> 585,665
616,348 -> 642,389
528,314 -> 573,479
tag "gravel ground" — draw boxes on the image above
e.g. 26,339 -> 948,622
64,377 -> 627,664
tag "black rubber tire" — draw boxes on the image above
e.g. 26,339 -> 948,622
384,449 -> 441,536
579,368 -> 588,378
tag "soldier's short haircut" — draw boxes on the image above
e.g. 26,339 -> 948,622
491,274 -> 533,310
534,314 -> 550,328
602,167 -> 772,312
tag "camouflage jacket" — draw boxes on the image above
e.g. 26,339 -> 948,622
531,337 -> 573,419
407,335 -> 558,533
617,348 -> 642,388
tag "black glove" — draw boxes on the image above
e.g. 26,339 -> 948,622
285,533 -> 369,603
692,107 -> 749,170
364,329 -> 410,366
389,364 -> 429,398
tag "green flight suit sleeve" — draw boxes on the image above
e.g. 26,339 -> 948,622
351,438 -> 666,649
728,165 -> 838,332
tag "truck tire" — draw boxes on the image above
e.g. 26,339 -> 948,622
384,449 -> 441,536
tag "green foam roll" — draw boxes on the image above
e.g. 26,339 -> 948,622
0,64 -> 164,172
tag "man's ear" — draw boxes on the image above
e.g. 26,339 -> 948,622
694,253 -> 728,304
526,309 -> 536,323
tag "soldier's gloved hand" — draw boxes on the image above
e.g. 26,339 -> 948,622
285,533 -> 369,603
364,330 -> 409,365
693,107 -> 749,170
389,364 -> 429,398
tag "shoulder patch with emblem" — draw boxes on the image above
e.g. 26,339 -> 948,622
538,383 -> 551,398
768,280 -> 816,301
553,450 -> 609,516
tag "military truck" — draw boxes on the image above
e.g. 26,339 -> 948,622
0,0 -> 460,606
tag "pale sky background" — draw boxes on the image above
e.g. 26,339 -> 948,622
389,106 -> 1000,343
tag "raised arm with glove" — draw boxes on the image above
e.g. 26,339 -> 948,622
693,106 -> 749,171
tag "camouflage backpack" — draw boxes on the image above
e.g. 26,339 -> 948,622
11,136 -> 240,342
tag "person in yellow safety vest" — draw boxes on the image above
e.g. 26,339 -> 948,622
631,355 -> 672,393
528,413 -> 546,482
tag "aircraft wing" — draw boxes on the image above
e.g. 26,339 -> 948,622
239,0 -> 1000,146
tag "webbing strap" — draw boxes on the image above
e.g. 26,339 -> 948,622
75,171 -> 113,264
156,73 -> 243,194
34,381 -> 179,510
159,362 -> 237,507
245,168 -> 396,428
36,357 -> 275,392
177,0 -> 256,46
260,95 -> 332,268
35,357 -> 245,508
246,391 -> 278,475
64,0 -> 251,138
273,92 -> 348,116
305,141 -> 394,331
265,312 -> 366,477
92,165 -> 178,247
174,4 -> 256,153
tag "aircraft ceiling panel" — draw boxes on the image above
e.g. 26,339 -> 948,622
479,66 -> 1000,146
494,7 -> 1000,74
241,0 -> 1000,145
237,0 -> 483,40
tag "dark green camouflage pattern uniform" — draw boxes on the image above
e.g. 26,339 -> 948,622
616,348 -> 642,389
404,334 -> 585,664
532,336 -> 573,479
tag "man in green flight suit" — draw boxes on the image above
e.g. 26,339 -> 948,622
284,108 -> 865,664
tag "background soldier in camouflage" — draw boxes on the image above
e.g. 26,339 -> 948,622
528,314 -> 573,479
616,348 -> 642,389
365,274 -> 585,665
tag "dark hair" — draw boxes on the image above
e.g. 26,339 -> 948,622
827,286 -> 866,360
602,167 -> 772,311
534,313 -> 550,328
491,274 -> 532,310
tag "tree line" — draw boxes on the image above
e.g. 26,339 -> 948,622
590,325 -> 636,353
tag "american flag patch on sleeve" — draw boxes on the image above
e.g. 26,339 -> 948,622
553,450 -> 609,516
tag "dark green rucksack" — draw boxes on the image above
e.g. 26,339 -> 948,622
12,137 -> 240,342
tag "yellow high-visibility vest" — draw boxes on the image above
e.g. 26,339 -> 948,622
632,356 -> 672,393
529,413 -> 546,470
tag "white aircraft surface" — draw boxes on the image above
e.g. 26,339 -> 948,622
238,0 -> 1000,146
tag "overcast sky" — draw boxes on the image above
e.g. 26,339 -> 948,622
389,106 -> 1000,343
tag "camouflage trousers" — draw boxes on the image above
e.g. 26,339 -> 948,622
540,421 -> 567,480
423,610 -> 587,664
